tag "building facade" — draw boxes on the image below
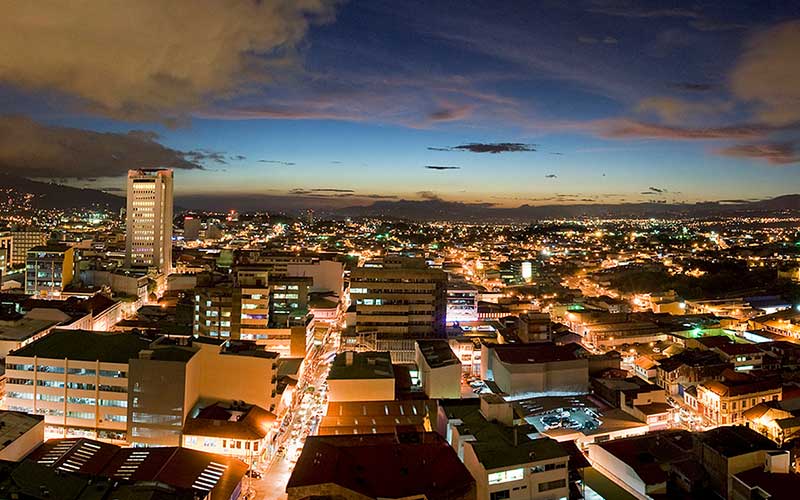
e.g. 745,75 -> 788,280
125,168 -> 173,273
25,244 -> 74,297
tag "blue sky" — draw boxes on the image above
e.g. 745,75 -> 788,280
1,0 -> 800,208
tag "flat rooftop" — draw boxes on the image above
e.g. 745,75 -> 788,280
10,329 -> 150,364
0,411 -> 43,452
329,351 -> 394,380
493,342 -> 584,364
416,339 -> 460,368
439,399 -> 569,470
0,318 -> 58,341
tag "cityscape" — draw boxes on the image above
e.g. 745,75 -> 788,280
1,1 -> 800,500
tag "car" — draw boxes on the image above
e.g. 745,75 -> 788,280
246,469 -> 262,479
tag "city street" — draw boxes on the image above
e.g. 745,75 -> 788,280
244,316 -> 342,499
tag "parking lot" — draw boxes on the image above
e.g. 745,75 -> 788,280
515,395 -> 604,435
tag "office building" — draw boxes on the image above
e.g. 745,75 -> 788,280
183,214 -> 201,240
194,287 -> 235,338
447,283 -> 479,323
269,275 -> 310,327
4,330 -> 147,443
350,256 -> 447,362
285,259 -> 345,295
1,230 -> 47,266
24,244 -> 75,297
0,233 -> 11,276
193,266 -> 270,340
5,331 -> 280,448
125,168 -> 173,273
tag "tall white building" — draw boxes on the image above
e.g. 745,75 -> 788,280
125,169 -> 173,273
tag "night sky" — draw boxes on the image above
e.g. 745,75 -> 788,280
1,0 -> 800,209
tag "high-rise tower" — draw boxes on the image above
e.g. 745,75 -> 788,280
125,169 -> 173,273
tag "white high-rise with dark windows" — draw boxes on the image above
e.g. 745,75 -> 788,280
125,169 -> 173,273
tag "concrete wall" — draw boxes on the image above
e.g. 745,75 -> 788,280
492,355 -> 588,396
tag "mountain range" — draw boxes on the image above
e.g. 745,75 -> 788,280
2,174 -> 799,220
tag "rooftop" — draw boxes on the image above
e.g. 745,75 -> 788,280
287,432 -> 475,500
733,468 -> 800,500
416,339 -> 460,368
701,370 -> 782,398
0,317 -> 58,341
0,411 -> 43,452
183,402 -> 276,440
10,329 -> 150,364
329,351 -> 394,379
440,399 -> 569,470
597,430 -> 693,486
492,342 -> 584,365
696,425 -> 777,457
28,437 -> 247,499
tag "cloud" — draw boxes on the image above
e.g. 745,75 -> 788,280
716,142 -> 800,165
668,82 -> 716,92
425,165 -> 461,170
578,35 -> 618,45
258,159 -> 296,166
427,104 -> 473,122
545,174 -> 558,178
417,191 -> 443,201
731,20 -> 800,126
0,115 -> 205,178
586,3 -> 700,19
428,142 -> 536,153
589,118 -> 796,140
185,150 -> 228,164
636,96 -> 733,125
290,188 -> 356,195
0,0 -> 339,122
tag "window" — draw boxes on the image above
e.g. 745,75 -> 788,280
68,368 -> 96,376
488,468 -> 524,485
490,490 -> 510,500
538,479 -> 566,492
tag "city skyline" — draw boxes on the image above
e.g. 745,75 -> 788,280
1,1 -> 800,210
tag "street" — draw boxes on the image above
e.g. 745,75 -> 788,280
243,315 -> 342,499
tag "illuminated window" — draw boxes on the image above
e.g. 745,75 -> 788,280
488,468 -> 524,485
